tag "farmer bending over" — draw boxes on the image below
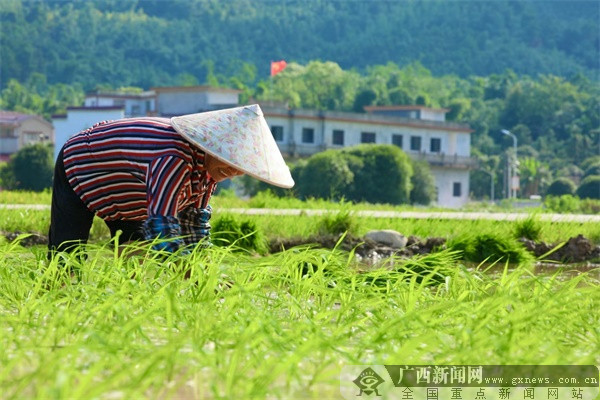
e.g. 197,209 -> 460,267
48,104 -> 294,258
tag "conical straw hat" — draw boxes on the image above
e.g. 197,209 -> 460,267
171,104 -> 294,188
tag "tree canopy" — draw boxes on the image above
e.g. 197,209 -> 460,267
1,0 -> 598,90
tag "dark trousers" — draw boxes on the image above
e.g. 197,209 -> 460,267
48,148 -> 145,258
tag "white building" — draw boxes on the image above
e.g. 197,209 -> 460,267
261,105 -> 475,208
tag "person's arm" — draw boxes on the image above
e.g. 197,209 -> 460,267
143,155 -> 191,253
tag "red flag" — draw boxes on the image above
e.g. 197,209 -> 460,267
270,60 -> 287,76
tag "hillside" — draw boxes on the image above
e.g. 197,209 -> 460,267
1,0 -> 598,89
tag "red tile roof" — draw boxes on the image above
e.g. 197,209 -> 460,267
0,110 -> 37,124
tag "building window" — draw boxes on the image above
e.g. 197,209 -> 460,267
392,134 -> 403,148
361,132 -> 376,143
271,125 -> 284,142
430,138 -> 441,153
410,136 -> 422,151
453,182 -> 462,197
302,128 -> 314,143
332,129 -> 344,145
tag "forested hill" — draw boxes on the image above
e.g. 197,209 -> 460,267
1,0 -> 598,90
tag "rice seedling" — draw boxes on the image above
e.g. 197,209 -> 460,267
316,207 -> 358,236
1,236 -> 598,399
513,214 -> 543,241
211,214 -> 268,254
447,232 -> 533,264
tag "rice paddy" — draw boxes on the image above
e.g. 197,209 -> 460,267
0,191 -> 599,399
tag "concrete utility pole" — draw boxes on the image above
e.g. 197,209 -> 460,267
502,129 -> 518,199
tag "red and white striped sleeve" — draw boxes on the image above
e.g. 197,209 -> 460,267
146,156 -> 192,218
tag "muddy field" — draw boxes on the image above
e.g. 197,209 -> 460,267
270,232 -> 600,265
4,230 -> 600,266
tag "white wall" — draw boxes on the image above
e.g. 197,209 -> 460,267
456,132 -> 471,157
431,167 -> 470,208
53,109 -> 125,162
420,109 -> 446,122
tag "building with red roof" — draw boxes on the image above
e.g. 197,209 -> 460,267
0,111 -> 54,162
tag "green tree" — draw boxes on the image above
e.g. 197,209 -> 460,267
262,61 -> 360,111
9,143 -> 54,191
546,177 -> 576,197
576,176 -> 600,199
519,157 -> 550,197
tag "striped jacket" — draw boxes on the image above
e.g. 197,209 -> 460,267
62,117 -> 217,251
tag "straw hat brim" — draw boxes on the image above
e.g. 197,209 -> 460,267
171,105 -> 294,189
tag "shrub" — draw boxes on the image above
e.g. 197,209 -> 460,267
291,144 -> 413,205
343,144 -> 413,204
543,195 -> 580,213
546,177 -> 576,197
579,199 -> 600,214
576,175 -> 600,199
212,214 -> 267,254
410,160 -> 436,205
513,215 -> 542,241
9,143 -> 54,191
296,150 -> 356,201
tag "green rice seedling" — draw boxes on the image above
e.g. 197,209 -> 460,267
448,232 -> 533,264
1,238 -> 599,398
212,213 -> 268,254
317,208 -> 358,236
395,249 -> 464,285
513,214 -> 542,241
